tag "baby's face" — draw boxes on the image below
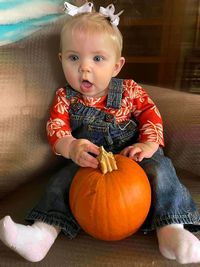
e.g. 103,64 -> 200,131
59,29 -> 124,98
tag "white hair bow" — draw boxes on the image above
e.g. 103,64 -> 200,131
99,4 -> 124,27
63,2 -> 123,27
64,2 -> 93,16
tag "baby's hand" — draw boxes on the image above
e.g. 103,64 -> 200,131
120,142 -> 159,162
69,139 -> 99,168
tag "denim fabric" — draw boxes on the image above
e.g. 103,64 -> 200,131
26,78 -> 200,237
26,160 -> 80,239
140,148 -> 200,232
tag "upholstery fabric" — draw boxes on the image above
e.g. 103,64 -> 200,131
0,18 -> 66,198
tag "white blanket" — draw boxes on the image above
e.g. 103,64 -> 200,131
0,0 -> 63,46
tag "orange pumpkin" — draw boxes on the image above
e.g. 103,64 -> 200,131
69,148 -> 151,241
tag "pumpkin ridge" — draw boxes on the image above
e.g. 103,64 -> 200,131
104,173 -> 109,240
115,171 -> 132,236
109,169 -> 130,239
70,168 -> 98,228
115,155 -> 150,235
90,173 -> 104,238
84,169 -> 101,235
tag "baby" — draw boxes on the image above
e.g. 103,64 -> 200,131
0,2 -> 200,264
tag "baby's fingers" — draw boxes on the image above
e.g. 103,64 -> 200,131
120,146 -> 133,156
121,146 -> 142,159
137,151 -> 145,162
85,143 -> 100,157
79,151 -> 99,168
128,147 -> 142,159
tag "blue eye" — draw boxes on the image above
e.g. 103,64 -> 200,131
69,55 -> 79,61
94,55 -> 103,62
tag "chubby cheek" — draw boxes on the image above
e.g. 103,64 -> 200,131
63,68 -> 79,88
62,63 -> 74,79
98,70 -> 114,85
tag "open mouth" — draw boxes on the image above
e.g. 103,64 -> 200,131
81,80 -> 92,88
80,80 -> 93,92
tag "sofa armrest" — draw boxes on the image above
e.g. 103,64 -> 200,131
143,84 -> 200,176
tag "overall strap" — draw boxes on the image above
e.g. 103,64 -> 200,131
106,78 -> 124,109
66,79 -> 124,109
65,83 -> 80,99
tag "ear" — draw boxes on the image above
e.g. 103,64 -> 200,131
112,57 -> 125,77
58,52 -> 62,62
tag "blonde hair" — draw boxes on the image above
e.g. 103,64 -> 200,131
60,12 -> 123,59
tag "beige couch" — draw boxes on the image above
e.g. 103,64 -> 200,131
0,18 -> 200,267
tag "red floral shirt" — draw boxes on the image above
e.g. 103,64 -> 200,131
47,80 -> 164,151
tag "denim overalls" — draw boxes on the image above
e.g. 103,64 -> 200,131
26,78 -> 200,238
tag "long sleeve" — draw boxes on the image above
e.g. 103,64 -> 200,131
123,80 -> 164,146
46,88 -> 72,151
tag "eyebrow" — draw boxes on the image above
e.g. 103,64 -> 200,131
62,50 -> 78,54
62,49 -> 109,55
93,50 -> 109,55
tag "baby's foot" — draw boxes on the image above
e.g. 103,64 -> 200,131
0,215 -> 60,262
157,224 -> 200,264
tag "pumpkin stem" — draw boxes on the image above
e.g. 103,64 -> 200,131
97,146 -> 118,174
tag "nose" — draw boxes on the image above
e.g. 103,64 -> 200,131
78,60 -> 91,73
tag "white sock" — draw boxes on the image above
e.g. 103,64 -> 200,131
157,224 -> 200,264
0,215 -> 60,262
